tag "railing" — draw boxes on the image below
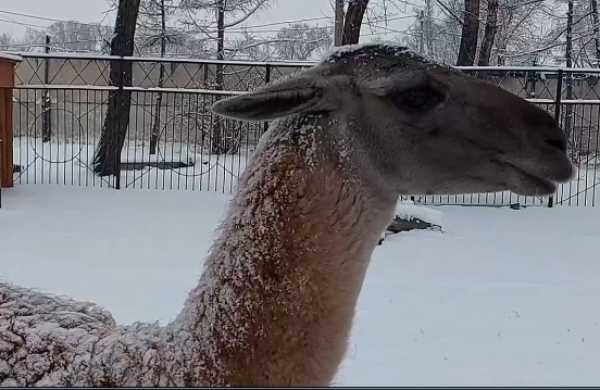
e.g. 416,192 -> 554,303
5,53 -> 600,206
12,53 -> 600,100
12,52 -> 312,90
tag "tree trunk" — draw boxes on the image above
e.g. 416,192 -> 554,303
566,1 -> 574,69
334,0 -> 345,46
591,0 -> 600,67
41,34 -> 51,143
419,10 -> 425,54
564,0 -> 575,153
477,0 -> 498,66
456,0 -> 480,66
342,0 -> 370,45
93,0 -> 141,178
424,0 -> 434,56
149,0 -> 167,156
212,0 -> 227,155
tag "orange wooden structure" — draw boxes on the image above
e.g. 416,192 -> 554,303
0,53 -> 21,188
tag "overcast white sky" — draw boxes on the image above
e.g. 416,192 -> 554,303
0,0 -> 415,43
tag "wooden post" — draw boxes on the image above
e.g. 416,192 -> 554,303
0,53 -> 21,189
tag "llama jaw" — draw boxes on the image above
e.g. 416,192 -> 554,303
501,157 -> 574,196
510,165 -> 559,195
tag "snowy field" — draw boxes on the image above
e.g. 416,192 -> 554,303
1,185 -> 599,386
12,137 -> 252,193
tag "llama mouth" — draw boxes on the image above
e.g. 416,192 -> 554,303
505,162 -> 558,196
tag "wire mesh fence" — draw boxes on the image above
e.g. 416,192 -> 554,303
5,54 -> 600,206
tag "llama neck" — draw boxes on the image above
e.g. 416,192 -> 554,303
174,117 -> 397,386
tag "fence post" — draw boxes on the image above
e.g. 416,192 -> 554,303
527,58 -> 537,98
549,69 -> 564,208
0,139 -> 3,208
115,57 -> 124,190
265,63 -> 272,85
0,54 -> 21,197
42,34 -> 51,143
203,63 -> 209,88
263,63 -> 272,135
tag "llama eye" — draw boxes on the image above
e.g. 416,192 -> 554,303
391,85 -> 445,112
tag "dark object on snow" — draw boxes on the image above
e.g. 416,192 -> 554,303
120,161 -> 195,171
378,216 -> 442,245
387,216 -> 441,233
510,202 -> 522,210
13,164 -> 22,173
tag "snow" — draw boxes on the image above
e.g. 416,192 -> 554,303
0,53 -> 22,63
395,200 -> 443,227
12,137 -> 251,193
321,43 -> 416,65
1,185 -> 599,386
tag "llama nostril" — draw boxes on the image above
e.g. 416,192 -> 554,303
545,138 -> 567,152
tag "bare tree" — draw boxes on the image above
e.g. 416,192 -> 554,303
335,0 -> 345,45
151,0 -> 169,155
137,0 -> 181,54
0,33 -> 14,50
228,29 -> 275,60
342,0 -> 370,44
179,0 -> 270,154
567,0 -> 600,67
403,0 -> 462,64
93,0 -> 141,178
274,23 -> 332,60
137,0 -> 181,154
179,0 -> 270,66
493,0 -> 548,65
335,0 -> 413,46
591,0 -> 600,66
20,22 -> 112,53
423,0 -> 435,56
564,0 -> 575,151
457,0 -> 480,65
477,0 -> 498,65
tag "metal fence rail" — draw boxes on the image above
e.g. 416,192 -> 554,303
4,54 -> 600,206
13,53 -> 311,91
12,52 -> 600,99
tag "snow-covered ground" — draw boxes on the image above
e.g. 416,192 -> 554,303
12,137 -> 253,193
1,185 -> 599,386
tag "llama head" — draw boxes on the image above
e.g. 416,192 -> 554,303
213,43 -> 574,196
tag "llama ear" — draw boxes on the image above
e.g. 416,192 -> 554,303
212,76 -> 335,121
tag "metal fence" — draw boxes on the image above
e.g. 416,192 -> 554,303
5,53 -> 600,207
13,53 -> 311,90
10,85 -> 262,193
